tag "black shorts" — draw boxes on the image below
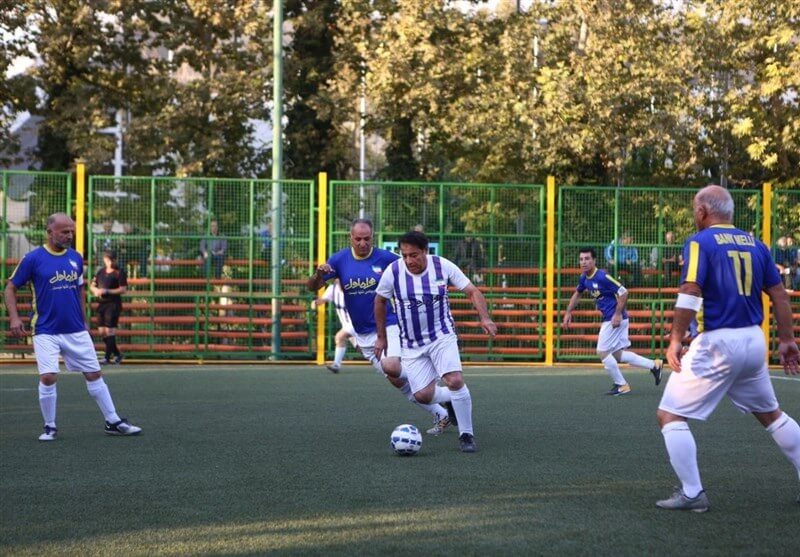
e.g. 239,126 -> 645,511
96,303 -> 122,328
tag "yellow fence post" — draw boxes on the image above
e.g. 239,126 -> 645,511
316,172 -> 328,365
761,182 -> 772,353
75,159 -> 86,257
545,176 -> 557,366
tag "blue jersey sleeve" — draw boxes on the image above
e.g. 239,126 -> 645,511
681,238 -> 706,286
9,251 -> 35,289
598,272 -> 622,296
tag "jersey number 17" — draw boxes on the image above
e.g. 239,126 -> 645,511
727,250 -> 753,295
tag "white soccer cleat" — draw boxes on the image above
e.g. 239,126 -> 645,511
656,487 -> 710,512
104,418 -> 142,436
426,415 -> 451,436
38,425 -> 57,442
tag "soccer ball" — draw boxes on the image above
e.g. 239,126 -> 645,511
390,424 -> 422,456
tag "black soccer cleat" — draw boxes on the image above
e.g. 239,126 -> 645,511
459,432 -> 477,453
651,358 -> 663,386
442,401 -> 458,426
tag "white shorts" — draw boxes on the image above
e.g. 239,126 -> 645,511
32,331 -> 101,374
658,326 -> 778,420
338,323 -> 357,347
356,324 -> 401,364
402,334 -> 463,394
596,319 -> 631,353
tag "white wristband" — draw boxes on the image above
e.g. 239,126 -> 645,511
675,293 -> 703,311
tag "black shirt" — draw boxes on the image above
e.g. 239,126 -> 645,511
93,268 -> 127,304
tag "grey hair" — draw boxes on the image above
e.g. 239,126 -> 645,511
696,185 -> 734,221
351,218 -> 373,231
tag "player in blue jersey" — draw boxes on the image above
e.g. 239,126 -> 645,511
562,247 -> 664,395
4,213 -> 142,441
374,231 -> 497,453
656,185 -> 800,511
307,219 -> 453,435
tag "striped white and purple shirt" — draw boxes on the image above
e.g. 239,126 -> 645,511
376,255 -> 471,348
322,281 -> 352,328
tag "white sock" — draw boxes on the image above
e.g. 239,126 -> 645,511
431,386 -> 452,404
333,346 -> 346,367
38,383 -> 57,427
450,385 -> 473,435
620,351 -> 656,370
661,421 -> 703,498
601,354 -> 627,385
399,383 -> 444,418
766,412 -> 800,476
86,378 -> 121,423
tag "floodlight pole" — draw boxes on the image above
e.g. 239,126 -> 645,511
271,0 -> 284,356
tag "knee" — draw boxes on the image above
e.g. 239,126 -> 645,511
382,358 -> 401,378
414,391 -> 432,404
39,373 -> 57,386
443,372 -> 464,390
386,375 -> 405,389
656,409 -> 683,429
597,350 -> 610,360
84,371 -> 102,382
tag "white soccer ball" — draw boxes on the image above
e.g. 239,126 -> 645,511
390,424 -> 422,456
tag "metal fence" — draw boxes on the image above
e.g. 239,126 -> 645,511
1,169 -> 798,364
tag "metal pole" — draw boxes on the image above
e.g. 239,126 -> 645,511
359,70 -> 366,218
271,0 -> 284,356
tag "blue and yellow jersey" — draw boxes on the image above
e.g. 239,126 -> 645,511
681,224 -> 781,331
325,247 -> 399,334
9,246 -> 86,335
576,269 -> 627,322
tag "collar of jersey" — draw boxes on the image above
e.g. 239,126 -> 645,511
43,245 -> 67,256
586,268 -> 598,279
351,247 -> 373,260
708,224 -> 736,229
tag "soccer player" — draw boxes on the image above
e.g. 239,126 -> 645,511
4,213 -> 142,441
307,219 -> 452,435
312,279 -> 356,373
90,250 -> 127,365
656,185 -> 800,511
374,230 -> 497,453
562,247 -> 664,395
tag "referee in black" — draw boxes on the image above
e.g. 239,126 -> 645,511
91,250 -> 127,364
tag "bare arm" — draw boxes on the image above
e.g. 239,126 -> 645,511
463,284 -> 496,337
666,281 -> 702,372
307,263 -> 333,291
4,281 -> 27,337
562,290 -> 581,327
766,283 -> 800,375
612,289 -> 628,326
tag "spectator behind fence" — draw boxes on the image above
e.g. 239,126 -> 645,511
454,236 -> 486,284
774,235 -> 799,291
650,231 -> 681,285
94,221 -> 116,266
605,231 -> 642,286
199,220 -> 227,279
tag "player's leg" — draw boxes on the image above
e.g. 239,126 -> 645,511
616,346 -> 663,386
655,330 -> 733,511
328,328 -> 349,372
597,322 -> 629,395
429,335 -> 476,452
725,329 -> 800,497
32,335 -> 61,441
62,331 -> 141,436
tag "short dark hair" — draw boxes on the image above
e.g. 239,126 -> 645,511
351,218 -> 373,232
398,230 -> 429,251
103,250 -> 117,260
579,247 -> 597,259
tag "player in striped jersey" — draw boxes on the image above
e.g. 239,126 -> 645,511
312,279 -> 357,373
308,219 -> 452,434
374,231 -> 497,453
4,213 -> 141,441
562,247 -> 664,395
656,185 -> 800,511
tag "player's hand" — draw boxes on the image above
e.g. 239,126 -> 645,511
777,340 -> 800,375
316,263 -> 333,275
666,338 -> 684,372
374,337 -> 387,361
9,317 -> 29,337
481,318 -> 497,338
611,315 -> 622,328
561,312 -> 572,328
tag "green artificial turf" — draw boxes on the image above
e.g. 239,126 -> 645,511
1,364 -> 798,556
